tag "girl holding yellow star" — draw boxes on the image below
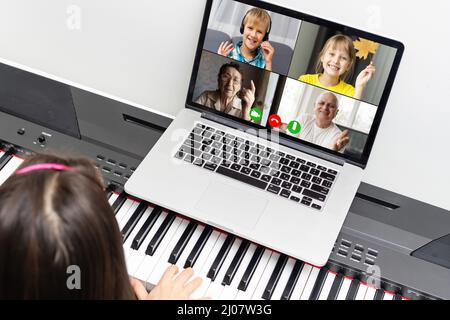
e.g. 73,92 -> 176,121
299,34 -> 376,100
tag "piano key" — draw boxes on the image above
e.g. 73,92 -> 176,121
108,192 -> 119,206
174,224 -> 205,271
205,238 -> 242,299
251,252 -> 280,300
121,201 -> 149,243
374,288 -> 385,300
168,220 -> 197,264
318,272 -> 337,300
131,206 -> 163,250
271,257 -> 296,300
207,234 -> 235,281
111,192 -> 127,214
308,268 -> 329,300
190,233 -> 227,299
355,282 -> 369,300
0,152 -> 12,171
124,206 -> 154,263
327,273 -> 343,300
345,278 -> 360,300
145,213 -> 176,256
114,199 -> 135,226
262,254 -> 289,300
118,200 -> 139,231
222,240 -> 251,286
184,226 -> 214,268
135,214 -> 181,286
280,260 -> 304,300
0,156 -> 23,186
219,243 -> 257,300
336,277 -> 353,300
146,217 -> 187,286
235,248 -> 272,300
364,285 -> 377,300
394,294 -> 403,300
237,246 -> 265,292
383,291 -> 395,300
289,263 -> 312,300
129,210 -> 168,276
299,266 -> 320,300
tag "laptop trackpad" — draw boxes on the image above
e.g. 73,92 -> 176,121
195,180 -> 268,231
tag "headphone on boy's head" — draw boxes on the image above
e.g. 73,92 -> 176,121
240,11 -> 272,42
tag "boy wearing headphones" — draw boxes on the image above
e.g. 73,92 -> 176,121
218,7 -> 275,71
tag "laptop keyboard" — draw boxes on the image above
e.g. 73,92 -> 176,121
174,123 -> 339,211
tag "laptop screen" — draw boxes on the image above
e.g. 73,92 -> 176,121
187,0 -> 403,166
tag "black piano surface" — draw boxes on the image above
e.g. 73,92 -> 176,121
1,60 -> 450,300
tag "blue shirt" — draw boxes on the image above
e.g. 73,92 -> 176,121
228,41 -> 266,69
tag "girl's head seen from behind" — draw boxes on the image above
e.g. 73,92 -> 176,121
316,34 -> 356,82
0,154 -> 134,299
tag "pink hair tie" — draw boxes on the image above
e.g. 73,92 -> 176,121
16,163 -> 73,175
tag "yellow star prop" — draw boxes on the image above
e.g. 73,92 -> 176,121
353,38 -> 380,60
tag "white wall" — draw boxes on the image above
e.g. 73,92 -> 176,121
1,0 -> 450,211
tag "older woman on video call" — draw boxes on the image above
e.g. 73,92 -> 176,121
282,91 -> 350,153
194,62 -> 256,121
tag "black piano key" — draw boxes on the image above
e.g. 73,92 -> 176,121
121,201 -> 149,243
0,153 -> 12,171
131,206 -> 162,250
105,184 -> 116,199
168,221 -> 197,264
308,268 -> 329,300
238,246 -> 265,292
111,192 -> 127,214
184,226 -> 213,268
262,254 -> 289,300
145,212 -> 176,256
222,240 -> 251,286
281,261 -> 304,300
207,234 -> 235,281
327,273 -> 343,300
374,289 -> 385,300
346,279 -> 360,300
393,293 -> 402,300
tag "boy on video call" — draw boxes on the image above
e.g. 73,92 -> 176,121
218,7 -> 275,71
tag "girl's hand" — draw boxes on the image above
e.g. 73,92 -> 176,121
218,41 -> 234,57
261,41 -> 275,71
130,265 -> 207,300
355,61 -> 376,88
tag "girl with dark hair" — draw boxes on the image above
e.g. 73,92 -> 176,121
0,154 -> 202,299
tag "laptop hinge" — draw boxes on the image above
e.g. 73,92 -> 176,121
201,111 -> 351,168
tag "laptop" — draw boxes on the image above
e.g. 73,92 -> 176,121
125,0 -> 404,266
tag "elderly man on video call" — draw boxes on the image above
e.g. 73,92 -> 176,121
282,91 -> 350,153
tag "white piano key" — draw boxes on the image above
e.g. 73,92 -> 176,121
235,249 -> 272,300
355,283 -> 369,300
383,291 -> 395,300
219,243 -> 257,300
318,272 -> 337,300
115,199 -> 134,225
175,224 -> 205,271
0,156 -> 23,186
364,285 -> 377,300
205,238 -> 242,300
289,264 -> 312,300
124,206 -> 153,262
336,277 -> 353,300
118,200 -> 139,230
190,230 -> 220,276
108,193 -> 119,206
130,210 -> 168,277
190,232 -> 226,299
141,215 -> 182,287
270,257 -> 296,300
299,266 -> 321,300
251,252 -> 280,300
146,217 -> 187,286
